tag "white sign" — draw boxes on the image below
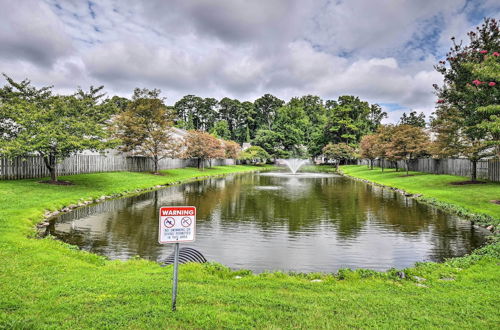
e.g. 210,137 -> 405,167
158,206 -> 196,244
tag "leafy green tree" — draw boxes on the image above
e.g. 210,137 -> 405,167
210,120 -> 231,140
0,76 -> 117,182
433,18 -> 499,179
113,88 -> 178,174
399,111 -> 426,127
322,143 -> 356,171
253,129 -> 284,158
254,94 -> 285,129
174,94 -> 203,130
239,146 -> 270,164
272,104 -> 311,157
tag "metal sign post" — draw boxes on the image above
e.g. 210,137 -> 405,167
171,242 -> 180,311
158,206 -> 196,312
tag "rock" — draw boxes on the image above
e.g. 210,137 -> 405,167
51,211 -> 60,217
310,279 -> 323,282
77,202 -> 85,207
234,276 -> 242,279
415,283 -> 428,288
413,276 -> 426,282
396,271 -> 406,279
61,207 -> 70,212
486,225 -> 494,231
404,193 -> 412,197
440,277 -> 455,281
414,194 -> 422,198
67,204 -> 77,209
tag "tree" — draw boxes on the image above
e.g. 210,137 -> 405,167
310,96 -> 386,157
322,143 -> 356,171
223,140 -> 241,160
254,94 -> 284,130
399,111 -> 426,127
113,88 -> 179,174
433,18 -> 499,180
359,134 -> 380,169
183,130 -> 224,170
0,76 -> 116,182
386,125 -> 430,176
239,146 -> 270,164
253,129 -> 285,159
374,125 -> 397,172
271,104 -> 310,157
210,120 -> 231,140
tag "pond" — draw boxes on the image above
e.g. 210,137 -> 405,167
48,171 -> 489,273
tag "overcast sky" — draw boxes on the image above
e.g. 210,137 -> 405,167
1,0 -> 499,122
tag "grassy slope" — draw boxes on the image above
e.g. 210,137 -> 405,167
341,165 -> 500,225
0,165 -> 499,328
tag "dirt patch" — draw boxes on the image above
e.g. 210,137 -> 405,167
39,180 -> 74,186
449,180 -> 486,186
490,200 -> 500,205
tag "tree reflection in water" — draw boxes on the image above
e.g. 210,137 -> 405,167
50,172 -> 489,273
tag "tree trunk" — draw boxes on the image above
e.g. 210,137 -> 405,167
381,159 -> 385,172
370,159 -> 373,170
471,160 -> 477,182
395,161 -> 399,172
42,153 -> 58,182
405,159 -> 409,176
336,159 -> 339,172
197,158 -> 201,169
153,156 -> 159,174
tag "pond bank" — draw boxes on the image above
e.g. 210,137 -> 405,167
0,165 -> 499,328
340,165 -> 500,231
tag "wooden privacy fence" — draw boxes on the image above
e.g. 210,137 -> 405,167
0,155 -> 235,180
357,158 -> 500,182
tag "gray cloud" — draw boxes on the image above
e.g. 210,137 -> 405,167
0,0 -> 498,122
0,0 -> 73,67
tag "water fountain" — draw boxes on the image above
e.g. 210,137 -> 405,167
283,158 -> 308,174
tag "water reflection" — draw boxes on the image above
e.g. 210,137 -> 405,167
49,172 -> 489,273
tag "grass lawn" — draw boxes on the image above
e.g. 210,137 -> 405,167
1,165 -> 499,328
341,165 -> 500,226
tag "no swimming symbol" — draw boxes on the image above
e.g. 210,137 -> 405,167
164,217 -> 175,228
181,217 -> 192,227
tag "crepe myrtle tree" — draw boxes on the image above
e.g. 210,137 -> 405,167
386,125 -> 430,176
223,140 -> 241,160
322,143 -> 356,171
183,130 -> 225,170
433,18 -> 499,180
359,134 -> 381,169
0,75 -> 117,183
113,88 -> 180,174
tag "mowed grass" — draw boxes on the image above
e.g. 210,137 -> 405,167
341,165 -> 500,224
0,165 -> 499,328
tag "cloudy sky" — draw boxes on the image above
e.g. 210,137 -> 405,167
1,0 -> 499,122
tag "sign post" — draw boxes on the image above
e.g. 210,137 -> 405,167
158,206 -> 196,311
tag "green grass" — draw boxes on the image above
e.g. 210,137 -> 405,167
341,165 -> 500,226
1,165 -> 499,328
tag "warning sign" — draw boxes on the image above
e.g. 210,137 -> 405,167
158,206 -> 196,244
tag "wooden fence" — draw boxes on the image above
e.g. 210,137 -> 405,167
0,155 -> 235,180
357,158 -> 500,182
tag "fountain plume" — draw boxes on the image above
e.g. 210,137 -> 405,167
283,159 -> 308,174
